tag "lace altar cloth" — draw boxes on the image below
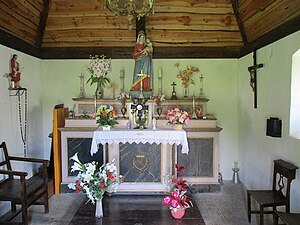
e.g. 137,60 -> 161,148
91,128 -> 189,155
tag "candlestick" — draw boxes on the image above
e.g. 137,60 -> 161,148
94,95 -> 97,113
199,74 -> 205,98
192,94 -> 195,108
120,69 -> 125,93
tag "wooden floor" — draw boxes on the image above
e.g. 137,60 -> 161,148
69,195 -> 206,225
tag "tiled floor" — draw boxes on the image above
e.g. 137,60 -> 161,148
5,181 -> 275,225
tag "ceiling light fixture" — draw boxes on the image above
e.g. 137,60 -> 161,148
105,0 -> 155,29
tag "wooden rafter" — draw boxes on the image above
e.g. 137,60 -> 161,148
230,0 -> 247,45
36,0 -> 50,47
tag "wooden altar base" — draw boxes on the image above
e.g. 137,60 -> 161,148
70,195 -> 206,225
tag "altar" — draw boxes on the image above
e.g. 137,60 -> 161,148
89,128 -> 188,192
58,97 -> 222,193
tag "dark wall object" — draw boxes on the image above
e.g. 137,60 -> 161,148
266,117 -> 282,138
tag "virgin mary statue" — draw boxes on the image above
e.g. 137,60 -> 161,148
131,31 -> 153,91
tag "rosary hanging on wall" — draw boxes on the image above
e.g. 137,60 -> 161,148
9,88 -> 28,157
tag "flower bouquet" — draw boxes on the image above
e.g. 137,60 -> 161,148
93,105 -> 118,128
174,63 -> 199,88
166,107 -> 190,130
87,54 -> 111,98
68,153 -> 123,217
162,164 -> 193,219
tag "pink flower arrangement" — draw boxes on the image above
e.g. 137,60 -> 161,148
166,107 -> 190,125
162,164 -> 193,210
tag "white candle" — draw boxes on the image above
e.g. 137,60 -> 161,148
158,69 -> 162,78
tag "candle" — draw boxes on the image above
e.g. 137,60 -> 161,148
158,69 -> 162,78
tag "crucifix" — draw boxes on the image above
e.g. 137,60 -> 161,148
131,97 -> 149,129
248,50 -> 263,108
171,82 -> 178,100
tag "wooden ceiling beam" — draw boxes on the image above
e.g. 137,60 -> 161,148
230,0 -> 247,45
36,0 -> 50,47
0,29 -> 41,58
41,46 -> 240,59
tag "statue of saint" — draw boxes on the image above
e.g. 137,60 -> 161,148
9,54 -> 21,88
131,31 -> 153,91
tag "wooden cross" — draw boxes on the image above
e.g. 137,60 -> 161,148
131,98 -> 149,129
171,82 -> 178,100
248,50 -> 263,108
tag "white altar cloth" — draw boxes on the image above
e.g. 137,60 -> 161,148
91,128 -> 189,155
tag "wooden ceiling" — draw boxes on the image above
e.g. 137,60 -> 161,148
0,0 -> 299,59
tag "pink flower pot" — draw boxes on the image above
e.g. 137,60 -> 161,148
170,208 -> 185,219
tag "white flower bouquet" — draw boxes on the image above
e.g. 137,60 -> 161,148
68,153 -> 123,204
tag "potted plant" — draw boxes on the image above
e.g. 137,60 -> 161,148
93,105 -> 118,130
68,153 -> 123,218
165,107 -> 190,130
162,164 -> 193,219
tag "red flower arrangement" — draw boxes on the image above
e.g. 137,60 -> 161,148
162,164 -> 193,211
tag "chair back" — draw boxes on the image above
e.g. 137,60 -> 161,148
0,142 -> 13,180
272,159 -> 298,209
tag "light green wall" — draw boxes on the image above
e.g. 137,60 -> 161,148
41,58 -> 239,180
237,31 -> 300,210
0,44 -> 44,161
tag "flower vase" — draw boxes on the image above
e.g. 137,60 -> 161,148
157,106 -> 162,117
170,208 -> 185,219
173,124 -> 183,130
102,125 -> 111,131
183,86 -> 189,99
121,106 -> 127,118
95,199 -> 103,218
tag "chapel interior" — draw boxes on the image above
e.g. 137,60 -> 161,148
0,0 -> 300,225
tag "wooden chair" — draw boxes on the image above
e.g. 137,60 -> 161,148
0,142 -> 49,225
274,210 -> 300,225
247,159 -> 298,225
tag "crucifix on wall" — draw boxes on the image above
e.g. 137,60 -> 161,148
248,50 -> 263,108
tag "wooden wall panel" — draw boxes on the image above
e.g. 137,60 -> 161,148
147,13 -> 239,31
243,0 -> 300,42
239,0 -> 275,21
1,0 -> 40,26
42,0 -> 242,49
46,16 -> 129,30
0,0 -> 43,45
155,0 -> 233,14
0,6 -> 37,44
